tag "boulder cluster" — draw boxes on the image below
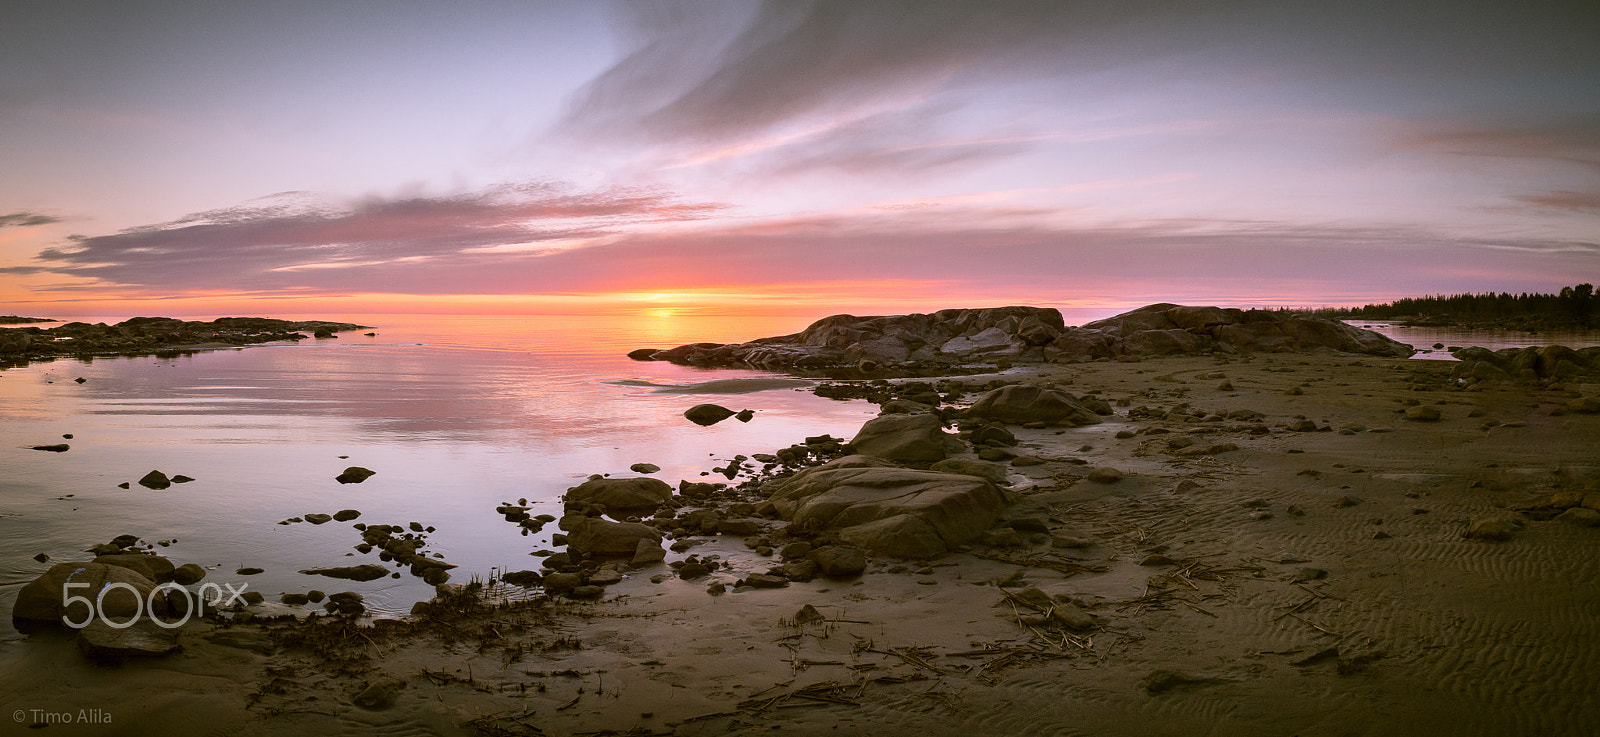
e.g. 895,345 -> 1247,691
1448,345 -> 1600,385
628,304 -> 1413,373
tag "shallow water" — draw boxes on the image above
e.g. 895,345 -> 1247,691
1347,321 -> 1600,359
0,313 -> 876,641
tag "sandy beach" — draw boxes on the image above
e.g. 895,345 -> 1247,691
5,349 -> 1599,736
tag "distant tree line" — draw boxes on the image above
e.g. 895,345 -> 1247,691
1310,284 -> 1598,328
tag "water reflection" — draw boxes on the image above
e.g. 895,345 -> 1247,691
0,314 -> 875,641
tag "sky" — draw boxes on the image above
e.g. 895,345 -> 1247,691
1,0 -> 1597,321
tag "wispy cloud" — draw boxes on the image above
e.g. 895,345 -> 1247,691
4,183 -> 723,289
0,211 -> 60,228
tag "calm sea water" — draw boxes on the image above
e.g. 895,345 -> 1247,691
6,312 -> 1599,644
1348,321 -> 1600,359
0,313 -> 877,642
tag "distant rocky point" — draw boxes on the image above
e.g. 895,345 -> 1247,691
0,315 -> 56,324
0,316 -> 370,365
629,303 -> 1414,374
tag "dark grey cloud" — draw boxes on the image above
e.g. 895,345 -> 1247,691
7,183 -> 723,289
0,211 -> 60,228
563,0 -> 1600,169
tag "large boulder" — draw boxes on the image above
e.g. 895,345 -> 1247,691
93,554 -> 176,583
565,517 -> 664,557
850,413 -> 964,463
13,562 -> 168,625
767,456 -> 1010,558
564,477 -> 673,513
967,385 -> 1102,426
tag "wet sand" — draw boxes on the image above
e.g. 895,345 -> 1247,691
4,352 -> 1599,736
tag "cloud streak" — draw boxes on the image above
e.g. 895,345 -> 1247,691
9,193 -> 1593,305
5,183 -> 723,289
0,211 -> 60,228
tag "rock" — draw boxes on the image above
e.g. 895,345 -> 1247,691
500,570 -> 541,586
235,567 -> 264,575
588,569 -> 624,586
327,592 -> 365,615
422,568 -> 450,585
205,629 -> 276,655
13,562 -> 167,624
809,545 -> 868,576
29,444 -> 69,452
1010,454 -> 1046,466
1557,507 -> 1600,527
569,585 -> 604,599
629,463 -> 661,474
304,513 -> 333,525
1404,406 -> 1442,422
32,553 -> 49,563
782,559 -> 821,581
627,348 -> 659,361
1567,397 -> 1600,414
171,563 -> 206,585
352,679 -> 404,710
1141,669 -> 1208,694
929,458 -> 1008,484
744,573 -> 789,588
336,466 -> 376,484
768,456 -> 1009,557
170,475 -> 194,483
1086,467 -> 1124,484
735,409 -> 755,422
794,604 -> 826,624
138,470 -> 172,489
631,538 -> 667,566
282,593 -> 311,606
676,560 -> 711,579
241,591 -> 265,605
1462,518 -> 1519,542
717,518 -> 763,536
299,564 -> 389,581
565,517 -> 664,557
780,542 -> 813,560
93,554 -> 175,583
542,572 -> 582,593
333,509 -> 361,522
684,404 -> 737,425
1051,602 -> 1095,631
565,476 -> 673,513
849,413 -> 964,463
968,385 -> 1102,426
77,619 -> 180,658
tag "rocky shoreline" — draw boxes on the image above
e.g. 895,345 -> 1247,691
0,316 -> 371,367
6,305 -> 1600,735
628,303 -> 1414,376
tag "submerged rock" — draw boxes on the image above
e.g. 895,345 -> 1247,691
138,470 -> 172,489
299,564 -> 389,581
335,466 -> 376,484
684,404 -> 737,426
